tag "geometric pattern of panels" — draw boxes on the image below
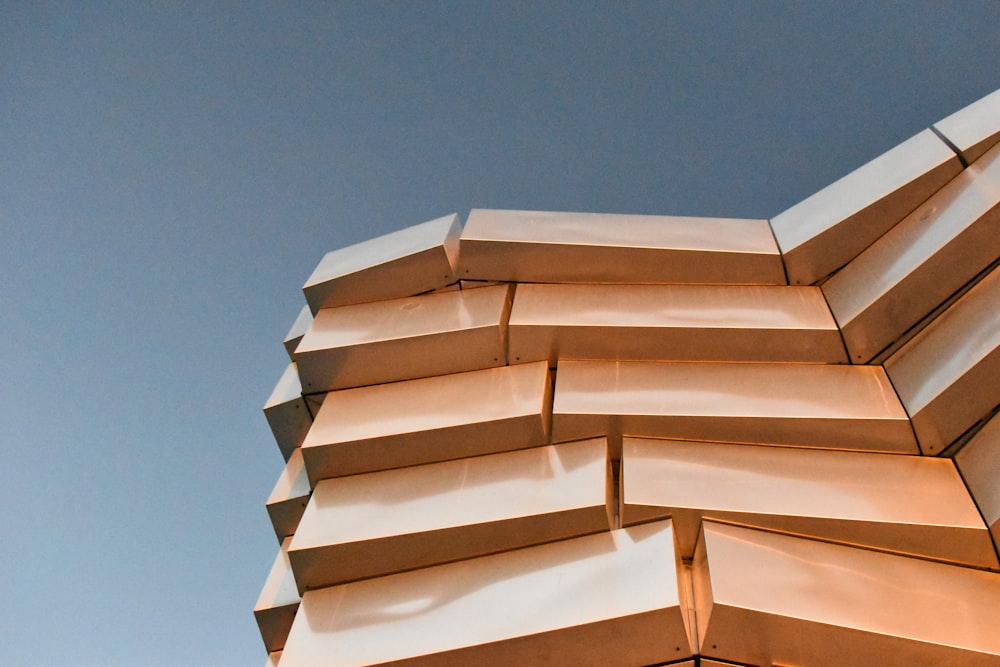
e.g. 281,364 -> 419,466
256,88 -> 1000,666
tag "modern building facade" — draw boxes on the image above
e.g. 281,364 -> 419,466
255,88 -> 1000,666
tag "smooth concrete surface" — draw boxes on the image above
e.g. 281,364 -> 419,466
460,209 -> 785,285
303,213 -> 461,313
771,129 -> 962,285
289,438 -> 611,591
694,522 -> 1000,666
301,361 -> 552,484
279,521 -> 692,667
508,283 -> 846,364
885,264 -> 1000,455
551,360 -> 917,454
622,437 -> 996,568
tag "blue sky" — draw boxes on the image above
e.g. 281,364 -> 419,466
2,3 -> 999,665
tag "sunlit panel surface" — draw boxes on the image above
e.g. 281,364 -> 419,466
824,141 -> 1000,363
283,304 -> 312,360
300,361 -> 552,484
263,363 -> 313,462
266,448 -> 310,543
279,521 -> 692,667
460,209 -> 784,285
289,439 -> 610,592
884,264 -> 1000,455
770,129 -> 961,285
303,214 -> 461,313
694,522 -> 1000,666
552,360 -> 916,453
622,437 -> 996,568
508,283 -> 846,364
295,284 -> 512,393
253,538 -> 300,654
934,87 -> 1000,163
956,412 -> 1000,548
258,87 -> 1000,666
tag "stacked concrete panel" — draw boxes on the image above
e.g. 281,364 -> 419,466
256,88 -> 1000,666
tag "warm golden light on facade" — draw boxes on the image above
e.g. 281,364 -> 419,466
256,88 -> 1000,666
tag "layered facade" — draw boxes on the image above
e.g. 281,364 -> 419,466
256,89 -> 1000,666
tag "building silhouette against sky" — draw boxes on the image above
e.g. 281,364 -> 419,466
255,88 -> 1000,666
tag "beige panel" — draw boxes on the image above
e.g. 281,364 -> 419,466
279,521 -> 692,667
295,284 -> 511,393
552,360 -> 917,454
283,305 -> 312,360
622,438 -> 996,568
302,393 -> 323,419
459,209 -> 784,285
301,361 -> 552,484
266,448 -> 310,543
263,363 -> 312,462
934,87 -> 1000,164
694,522 -> 1000,666
303,213 -> 461,313
770,129 -> 962,285
509,283 -> 846,365
824,142 -> 1000,363
458,279 -> 502,290
884,265 -> 1000,455
265,651 -> 281,667
289,439 -> 611,592
254,538 -> 300,653
956,412 -> 1000,546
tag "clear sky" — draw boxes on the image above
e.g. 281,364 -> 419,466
2,2 -> 999,666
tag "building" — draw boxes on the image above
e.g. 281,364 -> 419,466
255,88 -> 1000,666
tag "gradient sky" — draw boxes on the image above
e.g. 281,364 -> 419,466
2,3 -> 999,666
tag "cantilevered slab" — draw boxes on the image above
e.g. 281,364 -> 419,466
302,213 -> 461,313
693,522 -> 1000,666
884,265 -> 1000,455
459,209 -> 784,285
266,448 -> 310,543
295,284 -> 511,393
508,283 -> 846,365
824,142 -> 1000,363
770,129 -> 962,285
283,305 -> 312,360
289,438 -> 611,592
254,537 -> 300,654
551,360 -> 917,454
279,521 -> 692,666
263,363 -> 312,462
955,412 -> 1000,547
301,361 -> 552,484
622,438 -> 996,568
934,87 -> 1000,164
